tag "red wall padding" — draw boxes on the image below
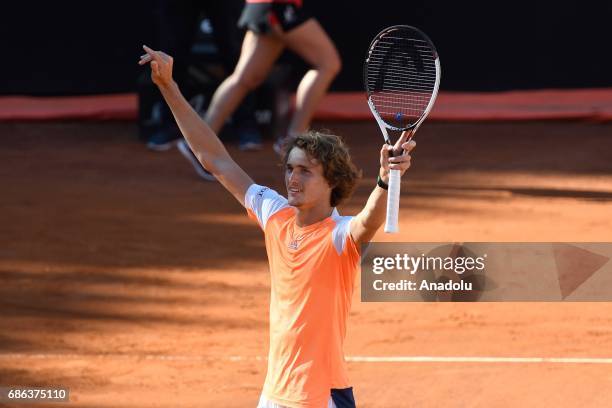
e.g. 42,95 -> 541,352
2,89 -> 612,122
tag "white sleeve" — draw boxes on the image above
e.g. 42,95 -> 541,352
331,213 -> 356,255
244,184 -> 289,229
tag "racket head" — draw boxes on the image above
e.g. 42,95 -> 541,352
364,25 -> 441,132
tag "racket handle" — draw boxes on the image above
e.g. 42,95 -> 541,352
384,169 -> 401,233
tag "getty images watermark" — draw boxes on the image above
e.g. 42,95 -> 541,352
360,243 -> 612,302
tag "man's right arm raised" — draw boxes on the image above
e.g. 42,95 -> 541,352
140,45 -> 253,206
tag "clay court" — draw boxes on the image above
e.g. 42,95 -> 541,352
1,119 -> 611,407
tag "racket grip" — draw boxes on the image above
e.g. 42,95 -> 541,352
384,169 -> 401,233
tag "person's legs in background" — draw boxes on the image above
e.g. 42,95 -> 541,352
208,1 -> 265,151
170,3 -> 341,177
281,19 -> 341,144
203,31 -> 284,136
158,0 -> 268,179
177,30 -> 283,180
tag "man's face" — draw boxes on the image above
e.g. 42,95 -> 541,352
285,147 -> 332,209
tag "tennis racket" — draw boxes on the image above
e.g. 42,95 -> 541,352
364,25 -> 441,233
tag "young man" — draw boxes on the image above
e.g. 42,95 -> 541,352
140,46 -> 415,408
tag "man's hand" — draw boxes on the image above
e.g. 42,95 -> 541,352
139,45 -> 174,89
350,131 -> 417,243
379,130 -> 416,183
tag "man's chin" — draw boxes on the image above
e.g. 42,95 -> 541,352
287,197 -> 302,207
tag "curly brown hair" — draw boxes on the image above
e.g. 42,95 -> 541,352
281,131 -> 361,207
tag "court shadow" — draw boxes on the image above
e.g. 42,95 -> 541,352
1,119 -> 610,370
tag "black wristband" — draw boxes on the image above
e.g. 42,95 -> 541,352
377,175 -> 389,190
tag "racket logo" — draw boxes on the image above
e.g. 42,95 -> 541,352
373,39 -> 425,92
394,112 -> 403,122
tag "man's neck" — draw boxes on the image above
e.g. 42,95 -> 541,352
295,204 -> 334,227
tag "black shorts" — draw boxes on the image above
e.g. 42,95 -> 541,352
331,387 -> 356,408
237,2 -> 312,34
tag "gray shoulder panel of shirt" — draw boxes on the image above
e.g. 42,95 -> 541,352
331,210 -> 353,255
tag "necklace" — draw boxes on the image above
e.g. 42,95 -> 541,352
287,225 -> 316,250
287,210 -> 334,250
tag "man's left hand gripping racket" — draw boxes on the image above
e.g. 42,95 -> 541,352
364,25 -> 441,233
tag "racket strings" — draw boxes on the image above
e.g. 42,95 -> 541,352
366,28 -> 437,127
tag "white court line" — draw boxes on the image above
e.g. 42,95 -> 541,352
346,356 -> 612,364
1,353 -> 612,364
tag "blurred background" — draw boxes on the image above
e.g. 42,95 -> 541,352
3,1 -> 611,142
3,1 -> 611,95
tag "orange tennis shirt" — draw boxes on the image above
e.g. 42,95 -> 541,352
245,184 -> 361,408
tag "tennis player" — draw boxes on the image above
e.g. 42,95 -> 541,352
140,46 -> 415,408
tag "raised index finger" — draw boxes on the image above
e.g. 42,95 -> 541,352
142,45 -> 161,63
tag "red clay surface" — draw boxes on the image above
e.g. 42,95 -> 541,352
1,120 -> 612,407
